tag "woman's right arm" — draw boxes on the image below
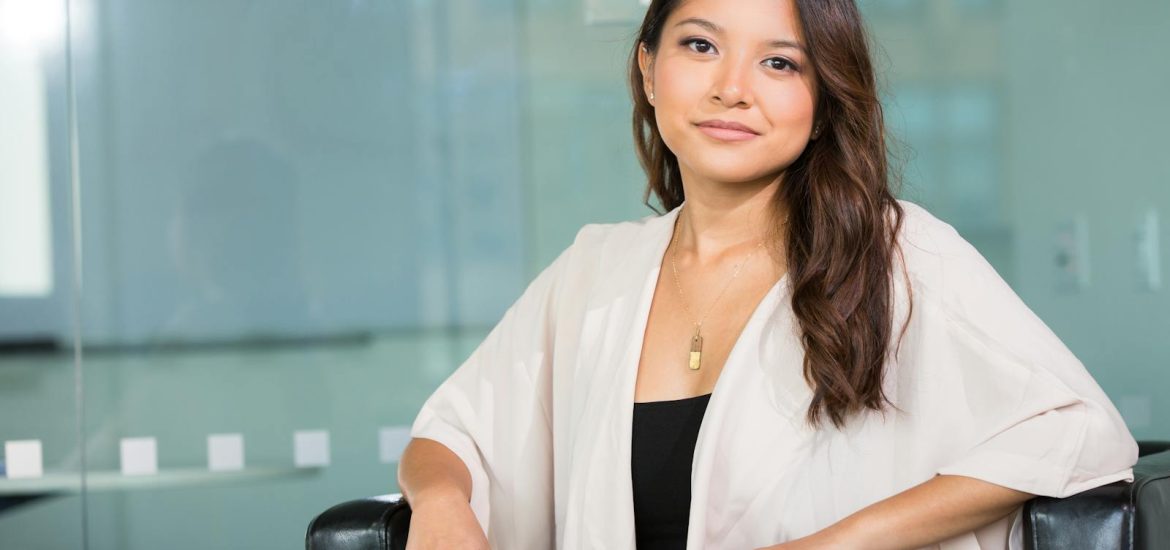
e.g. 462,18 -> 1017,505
399,437 -> 490,549
398,437 -> 472,507
399,224 -> 596,548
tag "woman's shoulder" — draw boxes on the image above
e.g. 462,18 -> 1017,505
559,208 -> 675,270
889,197 -> 1010,301
892,198 -> 973,262
893,198 -> 992,270
573,209 -> 669,244
891,198 -> 1027,324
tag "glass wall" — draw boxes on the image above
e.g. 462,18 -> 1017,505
1,0 -> 1166,547
1,0 -> 84,547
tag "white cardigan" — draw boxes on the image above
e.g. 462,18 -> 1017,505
409,199 -> 1137,549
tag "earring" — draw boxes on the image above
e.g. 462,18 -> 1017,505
812,121 -> 822,138
649,91 -> 655,101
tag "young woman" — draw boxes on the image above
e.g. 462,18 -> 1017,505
398,0 -> 1138,548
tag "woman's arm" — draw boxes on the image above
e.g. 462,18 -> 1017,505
398,437 -> 492,550
397,437 -> 473,508
757,474 -> 1034,549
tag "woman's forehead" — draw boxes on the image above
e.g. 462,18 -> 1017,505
667,0 -> 804,41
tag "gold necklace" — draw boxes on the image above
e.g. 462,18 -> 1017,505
669,208 -> 765,371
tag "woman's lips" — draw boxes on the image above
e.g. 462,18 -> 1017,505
696,124 -> 759,142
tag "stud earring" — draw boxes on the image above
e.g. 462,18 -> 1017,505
649,91 -> 655,101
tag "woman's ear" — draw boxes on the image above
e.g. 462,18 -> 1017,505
638,43 -> 655,102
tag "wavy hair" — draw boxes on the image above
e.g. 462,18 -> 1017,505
628,0 -> 912,430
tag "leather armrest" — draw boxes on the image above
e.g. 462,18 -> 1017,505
306,444 -> 1170,549
1023,449 -> 1170,550
306,493 -> 412,550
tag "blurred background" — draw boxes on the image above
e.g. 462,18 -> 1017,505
0,0 -> 1166,547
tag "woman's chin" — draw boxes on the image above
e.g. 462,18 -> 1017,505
685,160 -> 775,186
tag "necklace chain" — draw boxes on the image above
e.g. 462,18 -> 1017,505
669,213 -> 764,332
668,206 -> 769,371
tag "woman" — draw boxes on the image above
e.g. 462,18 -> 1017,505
398,0 -> 1138,548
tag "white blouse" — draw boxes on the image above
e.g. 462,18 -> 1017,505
409,199 -> 1138,549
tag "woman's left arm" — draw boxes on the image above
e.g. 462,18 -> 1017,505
755,474 -> 1035,550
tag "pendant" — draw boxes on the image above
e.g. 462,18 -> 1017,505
688,327 -> 703,370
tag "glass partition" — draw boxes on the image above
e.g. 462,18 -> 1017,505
0,0 -> 84,547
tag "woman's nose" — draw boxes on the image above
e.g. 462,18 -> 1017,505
710,57 -> 753,108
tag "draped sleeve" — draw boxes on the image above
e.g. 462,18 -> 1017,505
906,211 -> 1139,498
407,225 -> 588,545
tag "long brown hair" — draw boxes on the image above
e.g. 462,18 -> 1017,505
628,0 -> 911,431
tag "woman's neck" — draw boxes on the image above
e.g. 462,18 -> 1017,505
674,179 -> 786,266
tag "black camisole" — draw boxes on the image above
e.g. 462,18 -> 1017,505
631,392 -> 713,549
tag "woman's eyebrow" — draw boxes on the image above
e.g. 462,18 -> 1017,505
673,17 -> 807,52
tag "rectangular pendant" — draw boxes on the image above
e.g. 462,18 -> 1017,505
689,331 -> 703,370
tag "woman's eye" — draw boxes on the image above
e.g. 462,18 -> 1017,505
679,39 -> 799,72
765,57 -> 798,72
681,38 -> 715,54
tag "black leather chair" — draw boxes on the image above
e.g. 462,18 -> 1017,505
306,441 -> 1170,549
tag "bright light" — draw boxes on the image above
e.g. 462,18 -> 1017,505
0,31 -> 54,297
0,0 -> 65,51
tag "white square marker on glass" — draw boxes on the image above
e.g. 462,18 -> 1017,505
4,440 -> 44,479
120,437 -> 158,476
294,430 -> 330,467
207,433 -> 245,471
379,426 -> 412,464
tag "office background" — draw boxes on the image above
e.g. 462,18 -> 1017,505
0,0 -> 1166,547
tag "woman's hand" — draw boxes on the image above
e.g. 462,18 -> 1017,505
404,493 -> 490,550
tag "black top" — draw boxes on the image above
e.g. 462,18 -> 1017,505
631,392 -> 713,550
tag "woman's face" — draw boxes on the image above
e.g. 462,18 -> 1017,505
639,0 -> 819,187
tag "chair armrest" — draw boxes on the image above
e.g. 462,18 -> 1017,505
306,493 -> 412,550
1024,450 -> 1170,550
305,446 -> 1170,549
